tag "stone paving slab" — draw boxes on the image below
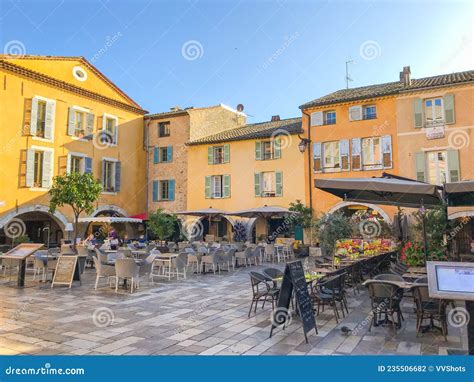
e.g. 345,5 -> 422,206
0,262 -> 466,355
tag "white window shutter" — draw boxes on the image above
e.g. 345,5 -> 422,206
44,100 -> 55,140
30,98 -> 38,136
349,106 -> 362,121
25,149 -> 35,187
67,107 -> 76,136
41,151 -> 53,188
310,111 -> 323,126
340,139 -> 350,171
381,135 -> 392,168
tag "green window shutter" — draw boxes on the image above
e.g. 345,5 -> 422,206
275,171 -> 283,197
85,157 -> 93,174
30,98 -> 38,136
444,94 -> 455,124
413,98 -> 423,128
67,107 -> 76,136
115,162 -> 121,192
254,173 -> 261,197
167,146 -> 173,162
273,138 -> 281,159
447,149 -> 460,182
169,179 -> 175,200
86,113 -> 94,139
205,176 -> 211,198
152,181 -> 158,202
25,149 -> 35,187
255,141 -> 262,160
153,147 -> 159,164
44,100 -> 55,140
223,144 -> 230,163
414,152 -> 426,182
41,151 -> 53,188
208,147 -> 214,165
223,175 -> 231,198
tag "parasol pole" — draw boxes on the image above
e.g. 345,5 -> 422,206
421,199 -> 428,263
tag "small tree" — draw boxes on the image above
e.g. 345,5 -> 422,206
313,212 -> 354,257
49,172 -> 102,249
288,200 -> 313,228
148,209 -> 177,243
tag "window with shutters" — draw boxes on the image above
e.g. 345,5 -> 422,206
426,151 -> 448,185
362,105 -> 377,120
261,172 -> 276,197
71,156 -> 82,173
213,146 -> 225,164
105,117 -> 117,144
211,175 -> 223,198
74,110 -> 86,138
33,151 -> 44,188
361,137 -> 382,170
262,141 -> 274,160
324,111 -> 336,125
159,147 -> 172,163
159,180 -> 170,200
36,100 -> 47,138
103,160 -> 116,192
158,122 -> 170,137
424,98 -> 444,124
323,141 -> 340,171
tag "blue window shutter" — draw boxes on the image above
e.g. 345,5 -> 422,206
152,181 -> 158,202
169,179 -> 175,200
44,100 -> 55,140
153,147 -> 159,164
67,107 -> 76,136
167,146 -> 173,162
85,157 -> 93,174
115,162 -> 121,192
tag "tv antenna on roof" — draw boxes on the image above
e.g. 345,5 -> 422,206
345,59 -> 354,89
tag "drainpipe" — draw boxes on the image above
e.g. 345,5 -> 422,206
301,110 -> 313,245
144,118 -> 151,238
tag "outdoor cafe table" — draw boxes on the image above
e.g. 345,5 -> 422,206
152,253 -> 179,281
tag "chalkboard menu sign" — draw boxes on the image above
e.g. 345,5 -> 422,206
51,255 -> 78,288
270,261 -> 317,343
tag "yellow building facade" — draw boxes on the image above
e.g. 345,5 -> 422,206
0,55 -> 147,245
186,117 -> 306,240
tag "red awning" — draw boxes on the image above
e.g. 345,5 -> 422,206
129,213 -> 148,220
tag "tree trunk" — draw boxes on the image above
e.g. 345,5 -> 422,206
73,214 -> 79,252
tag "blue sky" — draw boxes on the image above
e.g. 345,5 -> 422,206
1,0 -> 472,122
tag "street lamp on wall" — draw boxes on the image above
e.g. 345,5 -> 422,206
298,135 -> 311,153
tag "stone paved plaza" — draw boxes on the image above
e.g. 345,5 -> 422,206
0,263 -> 468,356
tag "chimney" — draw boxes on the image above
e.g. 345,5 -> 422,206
271,115 -> 280,121
399,66 -> 411,87
170,106 -> 182,112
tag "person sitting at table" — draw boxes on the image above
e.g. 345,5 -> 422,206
108,229 -> 119,250
83,233 -> 97,246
